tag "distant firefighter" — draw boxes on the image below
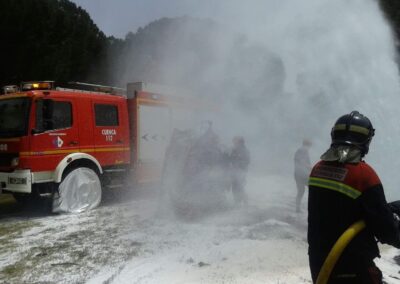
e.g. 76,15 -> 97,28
230,136 -> 250,206
294,139 -> 312,213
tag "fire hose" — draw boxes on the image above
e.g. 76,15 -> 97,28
316,220 -> 366,284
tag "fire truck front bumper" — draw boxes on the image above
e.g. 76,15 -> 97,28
0,170 -> 32,194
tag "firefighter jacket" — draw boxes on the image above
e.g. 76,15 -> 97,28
308,160 -> 400,280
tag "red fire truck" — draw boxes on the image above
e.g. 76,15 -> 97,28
0,81 -> 199,212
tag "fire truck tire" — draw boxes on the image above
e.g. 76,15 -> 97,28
52,167 -> 102,213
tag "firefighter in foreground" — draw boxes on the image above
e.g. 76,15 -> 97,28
308,111 -> 400,283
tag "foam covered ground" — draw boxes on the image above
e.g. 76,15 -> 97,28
0,175 -> 399,283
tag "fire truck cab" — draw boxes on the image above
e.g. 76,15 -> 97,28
0,81 -> 197,212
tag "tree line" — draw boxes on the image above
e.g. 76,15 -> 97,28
0,0 -> 108,87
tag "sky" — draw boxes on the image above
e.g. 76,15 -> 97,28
71,0 -> 222,38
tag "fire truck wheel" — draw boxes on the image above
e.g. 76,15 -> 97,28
52,167 -> 102,213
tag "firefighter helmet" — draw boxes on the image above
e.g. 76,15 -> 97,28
331,111 -> 375,156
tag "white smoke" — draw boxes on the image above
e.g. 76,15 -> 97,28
118,0 -> 400,199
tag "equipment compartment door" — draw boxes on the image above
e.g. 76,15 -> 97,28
137,104 -> 171,183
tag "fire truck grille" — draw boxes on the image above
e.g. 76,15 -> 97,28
0,153 -> 17,168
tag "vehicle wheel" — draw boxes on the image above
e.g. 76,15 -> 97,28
52,167 -> 102,213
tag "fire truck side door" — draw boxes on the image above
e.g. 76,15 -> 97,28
30,98 -> 79,172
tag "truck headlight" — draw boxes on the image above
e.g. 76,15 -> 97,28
11,157 -> 19,167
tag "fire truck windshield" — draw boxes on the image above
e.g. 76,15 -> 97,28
0,97 -> 31,138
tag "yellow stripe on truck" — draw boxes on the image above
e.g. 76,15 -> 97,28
20,147 -> 130,157
90,147 -> 130,153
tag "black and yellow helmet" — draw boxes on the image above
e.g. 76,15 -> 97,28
331,111 -> 375,156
